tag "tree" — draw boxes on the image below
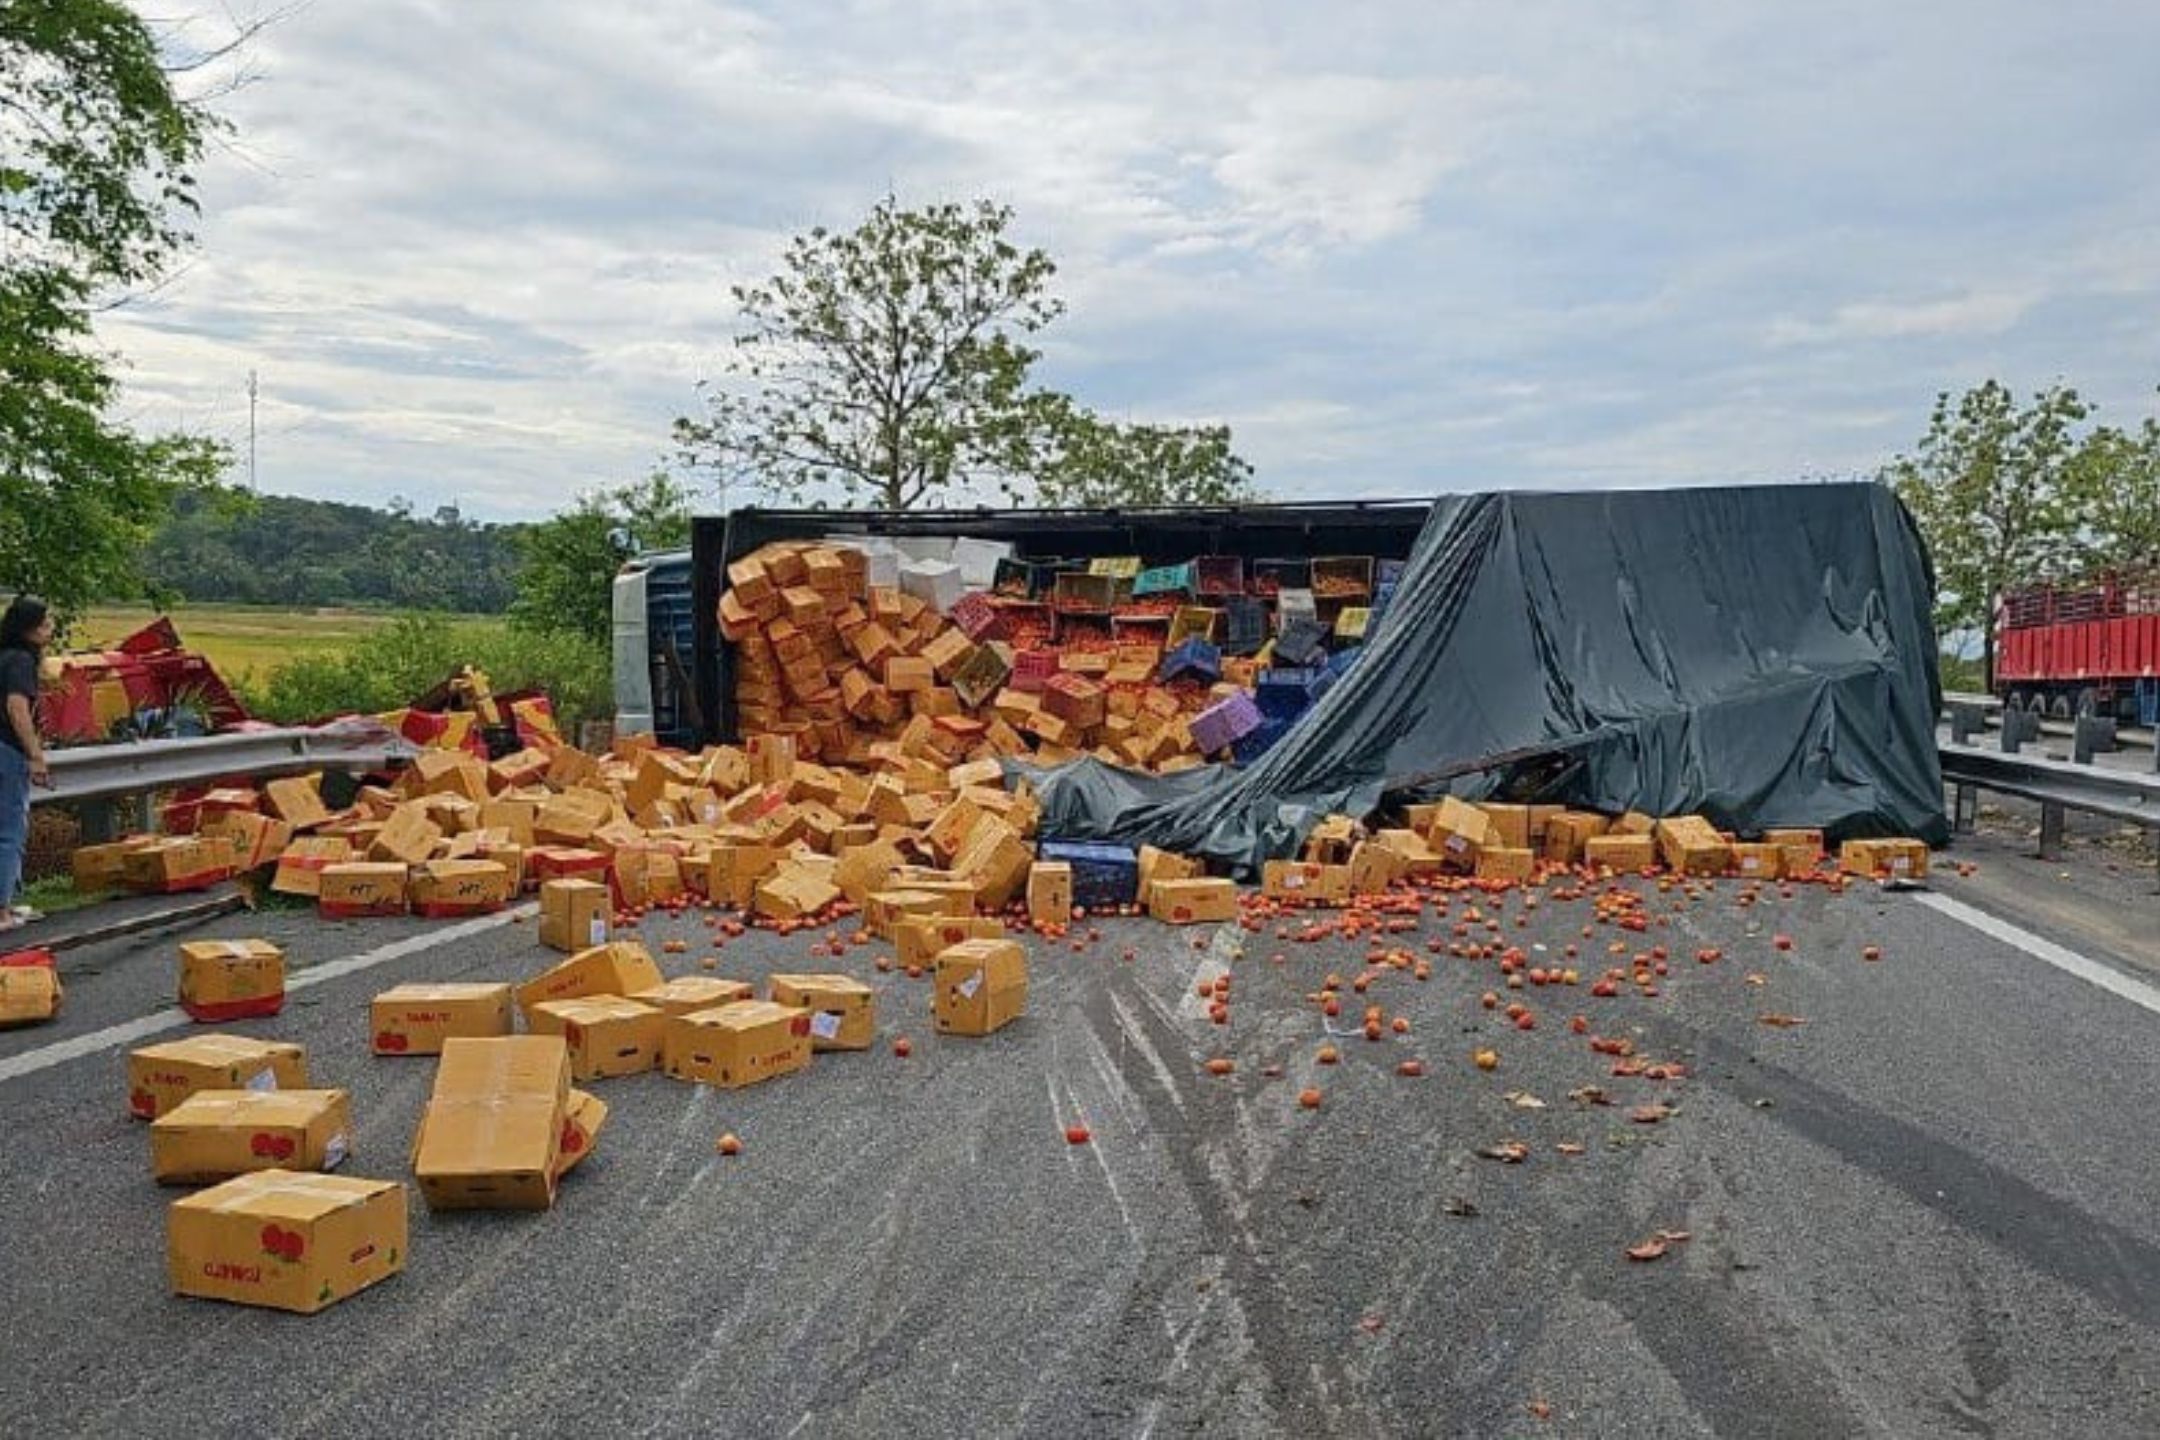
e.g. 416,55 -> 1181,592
676,197 -> 1060,510
510,473 -> 693,643
1012,393 -> 1257,508
1,1 -> 232,616
1884,380 -> 2089,687
2069,407 -> 2160,572
675,196 -> 1258,512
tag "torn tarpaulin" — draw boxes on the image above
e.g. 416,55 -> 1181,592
1015,483 -> 1946,873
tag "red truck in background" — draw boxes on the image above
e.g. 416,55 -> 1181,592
1995,571 -> 2160,725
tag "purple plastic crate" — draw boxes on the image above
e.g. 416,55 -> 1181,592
1189,690 -> 1263,754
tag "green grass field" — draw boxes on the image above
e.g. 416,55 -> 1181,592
73,605 -> 507,687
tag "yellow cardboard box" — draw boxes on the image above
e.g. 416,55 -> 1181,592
152,1089 -> 353,1184
528,996 -> 665,1080
1026,862 -> 1073,926
934,939 -> 1028,1037
128,1034 -> 308,1120
866,888 -> 949,939
538,878 -> 611,953
177,940 -> 285,1022
1262,860 -> 1349,906
1148,877 -> 1237,925
1583,833 -> 1657,871
662,1001 -> 813,1088
0,962 -> 62,1026
412,1036 -> 569,1212
630,975 -> 754,1017
262,775 -> 335,830
894,915 -> 1006,969
1839,838 -> 1930,881
318,862 -> 409,917
1729,842 -> 1786,880
271,837 -> 353,898
1477,804 -> 1533,850
370,982 -> 514,1055
1541,812 -> 1610,864
1427,797 -> 1497,870
767,973 -> 876,1051
515,941 -> 665,1022
1655,816 -> 1731,877
1474,847 -> 1536,882
169,1169 -> 406,1314
408,859 -> 517,915
1137,845 -> 1205,906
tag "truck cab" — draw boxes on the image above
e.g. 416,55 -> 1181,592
610,549 -> 697,746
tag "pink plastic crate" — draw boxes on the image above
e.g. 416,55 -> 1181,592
1012,649 -> 1060,693
1188,690 -> 1263,754
949,591 -> 1006,641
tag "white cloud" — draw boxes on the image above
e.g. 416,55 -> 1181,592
84,0 -> 2160,518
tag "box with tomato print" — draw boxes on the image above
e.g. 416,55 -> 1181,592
369,982 -> 514,1055
176,939 -> 286,1022
127,1034 -> 308,1120
168,1169 -> 406,1315
661,1000 -> 813,1088
527,995 -> 665,1080
151,1089 -> 352,1184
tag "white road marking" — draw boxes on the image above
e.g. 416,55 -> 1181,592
1913,892 -> 2160,1018
0,904 -> 537,1087
1175,921 -> 1240,1020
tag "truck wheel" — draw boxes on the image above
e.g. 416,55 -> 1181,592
2049,693 -> 2073,720
2075,687 -> 2099,718
2004,690 -> 2028,715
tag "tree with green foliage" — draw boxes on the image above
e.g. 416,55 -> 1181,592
1884,380 -> 2091,687
510,473 -> 693,643
1011,393 -> 1256,508
2068,405 -> 2160,573
1,0 -> 231,615
675,196 -> 1254,510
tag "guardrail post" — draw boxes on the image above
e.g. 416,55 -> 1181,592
2038,802 -> 2065,861
2072,716 -> 2117,764
1999,709 -> 2036,754
1952,782 -> 1977,833
1949,703 -> 1984,745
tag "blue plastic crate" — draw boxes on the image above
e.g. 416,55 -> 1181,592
1232,715 -> 1294,765
1274,618 -> 1329,668
1160,637 -> 1222,683
1256,667 -> 1323,720
1037,841 -> 1140,908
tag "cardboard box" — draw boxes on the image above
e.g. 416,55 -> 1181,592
1473,846 -> 1536,883
767,973 -> 877,1051
1427,797 -> 1497,870
370,982 -> 514,1055
272,837 -> 354,898
1655,816 -> 1731,877
178,939 -> 286,1023
128,1035 -> 308,1120
151,1089 -> 353,1184
412,1036 -> 569,1212
630,975 -> 755,1017
0,961 -> 62,1026
556,1089 -> 606,1177
894,914 -> 1006,969
262,776 -> 334,831
123,836 -> 234,893
1730,842 -> 1786,880
1346,841 -> 1406,895
1302,815 -> 1359,866
1541,812 -> 1610,864
1478,804 -> 1533,851
1149,877 -> 1238,925
202,811 -> 294,872
538,879 -> 611,953
1839,838 -> 1930,881
479,798 -> 539,847
1766,827 -> 1827,871
71,837 -> 154,892
934,939 -> 1028,1037
1027,862 -> 1073,926
662,1001 -> 813,1089
755,863 -> 841,921
319,863 -> 409,918
953,816 -> 1033,910
706,843 -> 780,910
1610,811 -> 1658,836
169,1169 -> 406,1314
515,941 -> 665,1022
866,888 -> 951,940
368,807 -> 443,867
528,996 -> 666,1080
1583,833 -> 1657,871
1262,860 -> 1349,906
1370,829 -> 1444,876
1137,845 -> 1205,906
409,859 -> 517,916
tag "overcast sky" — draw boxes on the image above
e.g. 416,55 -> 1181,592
109,0 -> 2160,522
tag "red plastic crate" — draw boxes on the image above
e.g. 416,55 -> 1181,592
1012,649 -> 1060,693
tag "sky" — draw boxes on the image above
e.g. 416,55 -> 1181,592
106,0 -> 2160,522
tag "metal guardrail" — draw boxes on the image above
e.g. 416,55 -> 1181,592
33,722 -> 419,838
1939,741 -> 2160,882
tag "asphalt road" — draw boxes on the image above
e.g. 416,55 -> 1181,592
4,853 -> 2160,1439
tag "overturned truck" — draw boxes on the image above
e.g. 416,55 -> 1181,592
691,484 -> 1946,873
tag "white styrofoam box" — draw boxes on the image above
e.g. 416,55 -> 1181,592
1277,588 -> 1318,627
899,558 -> 965,614
893,536 -> 955,564
949,536 -> 1014,589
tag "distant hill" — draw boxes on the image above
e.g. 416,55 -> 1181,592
135,491 -> 525,613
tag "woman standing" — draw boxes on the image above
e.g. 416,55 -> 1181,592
1,595 -> 56,931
